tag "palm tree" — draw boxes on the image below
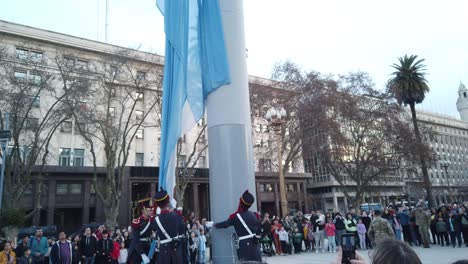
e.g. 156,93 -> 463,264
388,54 -> 435,208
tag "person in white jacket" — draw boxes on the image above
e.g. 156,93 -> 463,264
276,227 -> 289,255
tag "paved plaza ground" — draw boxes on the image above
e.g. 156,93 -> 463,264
263,246 -> 468,264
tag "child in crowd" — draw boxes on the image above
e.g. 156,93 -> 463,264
325,218 -> 336,253
118,242 -> 127,264
198,229 -> 207,264
276,226 -> 289,255
357,218 -> 367,250
292,227 -> 303,254
18,247 -> 32,264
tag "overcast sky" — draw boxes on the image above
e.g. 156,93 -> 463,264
1,0 -> 467,117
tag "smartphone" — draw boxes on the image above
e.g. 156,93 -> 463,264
341,234 -> 356,264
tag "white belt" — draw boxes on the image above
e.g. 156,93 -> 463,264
238,234 -> 256,241
160,235 -> 186,244
236,213 -> 259,241
155,216 -> 184,245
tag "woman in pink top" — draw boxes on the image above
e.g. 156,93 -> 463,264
324,218 -> 337,253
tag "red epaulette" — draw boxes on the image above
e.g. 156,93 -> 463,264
132,218 -> 141,229
254,212 -> 261,220
175,210 -> 183,216
228,212 -> 238,220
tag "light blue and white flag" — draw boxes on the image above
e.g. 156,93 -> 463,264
156,0 -> 231,206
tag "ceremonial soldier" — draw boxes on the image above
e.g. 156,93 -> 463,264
128,198 -> 156,264
153,188 -> 187,263
214,190 -> 262,262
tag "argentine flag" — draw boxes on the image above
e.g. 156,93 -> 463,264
156,0 -> 231,206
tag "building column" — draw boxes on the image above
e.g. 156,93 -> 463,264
255,182 -> 262,214
274,182 -> 280,216
47,180 -> 56,225
150,182 -> 156,198
344,197 -> 348,211
193,183 -> 200,216
32,180 -> 40,226
82,180 -> 91,225
333,192 -> 339,211
296,182 -> 303,212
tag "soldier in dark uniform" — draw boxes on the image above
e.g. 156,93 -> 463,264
214,190 -> 262,262
153,188 -> 187,264
128,198 -> 156,264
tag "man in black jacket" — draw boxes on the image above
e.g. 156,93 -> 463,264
96,231 -> 112,264
80,228 -> 97,264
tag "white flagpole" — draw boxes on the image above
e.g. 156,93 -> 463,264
206,0 -> 257,263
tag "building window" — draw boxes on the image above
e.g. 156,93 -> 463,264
74,149 -> 84,166
16,48 -> 43,62
56,183 -> 82,195
76,59 -> 88,70
61,121 -> 72,133
59,148 -> 83,166
109,107 -> 115,117
56,183 -> 68,195
287,184 -> 297,192
110,65 -> 118,78
136,153 -> 144,166
25,118 -> 39,131
59,148 -> 71,166
198,155 -> 206,167
135,110 -> 144,120
69,183 -> 82,194
136,129 -> 144,139
136,71 -> 146,81
178,155 -> 187,167
30,96 -> 40,107
259,159 -> 272,172
14,69 -> 27,80
16,48 -> 29,60
135,91 -> 144,101
260,183 -> 273,192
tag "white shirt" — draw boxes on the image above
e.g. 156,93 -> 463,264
276,230 -> 289,242
118,249 -> 128,264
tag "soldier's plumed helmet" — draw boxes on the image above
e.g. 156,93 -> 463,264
138,197 -> 154,211
154,187 -> 170,207
240,190 -> 255,208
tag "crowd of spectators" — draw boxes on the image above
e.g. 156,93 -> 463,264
1,202 -> 467,264
259,202 -> 468,256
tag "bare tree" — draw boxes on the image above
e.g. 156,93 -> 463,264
58,48 -> 163,227
0,44 -> 81,238
174,123 -> 208,208
305,72 -> 435,209
250,61 -> 336,179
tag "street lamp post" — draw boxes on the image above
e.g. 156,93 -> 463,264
265,107 -> 288,218
441,163 -> 453,204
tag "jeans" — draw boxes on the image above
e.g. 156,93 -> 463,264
450,231 -> 462,247
335,229 -> 345,247
327,236 -> 336,252
358,233 -> 366,250
395,229 -> 402,241
315,230 -> 325,251
83,256 -> 95,264
402,225 -> 412,245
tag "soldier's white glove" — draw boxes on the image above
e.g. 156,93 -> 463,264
141,254 -> 150,264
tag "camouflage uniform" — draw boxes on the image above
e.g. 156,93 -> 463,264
413,207 -> 431,248
368,217 -> 394,246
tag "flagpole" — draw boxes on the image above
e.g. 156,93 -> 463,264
206,0 -> 256,263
